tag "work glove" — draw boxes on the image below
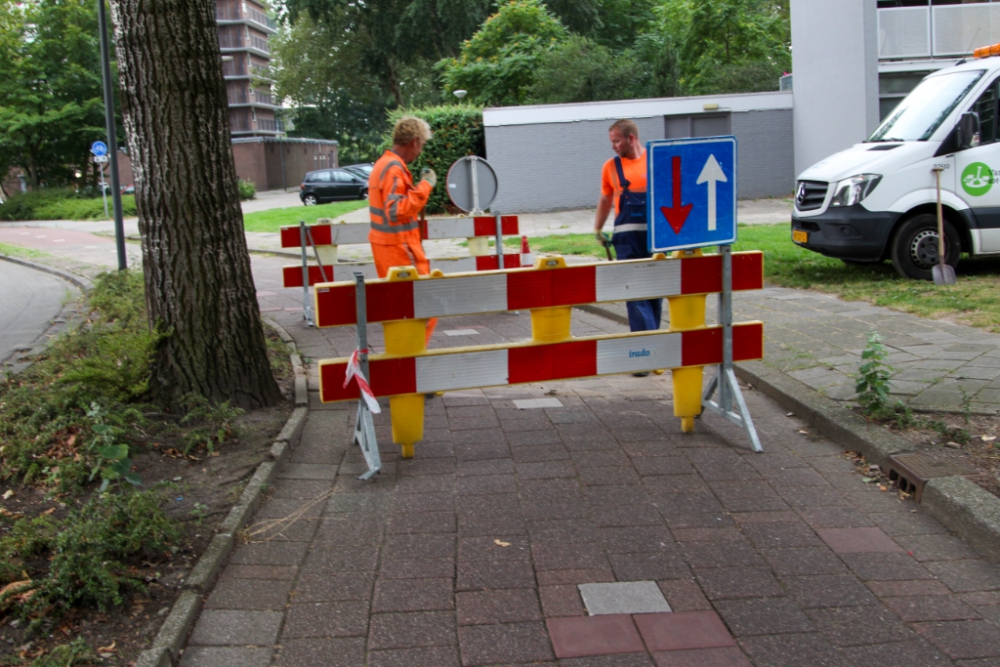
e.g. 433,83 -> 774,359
420,167 -> 437,188
595,230 -> 610,246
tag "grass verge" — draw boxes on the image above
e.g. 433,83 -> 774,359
0,243 -> 49,260
242,200 -> 367,232
512,225 -> 1000,331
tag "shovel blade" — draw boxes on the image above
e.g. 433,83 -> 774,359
933,263 -> 957,285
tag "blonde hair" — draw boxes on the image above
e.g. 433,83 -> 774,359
393,116 -> 432,145
609,119 -> 639,139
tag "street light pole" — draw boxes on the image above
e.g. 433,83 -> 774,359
97,0 -> 127,271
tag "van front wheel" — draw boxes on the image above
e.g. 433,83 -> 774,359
890,214 -> 960,280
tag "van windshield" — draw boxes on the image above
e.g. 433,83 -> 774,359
869,70 -> 985,142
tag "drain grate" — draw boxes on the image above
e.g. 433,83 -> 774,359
885,452 -> 978,502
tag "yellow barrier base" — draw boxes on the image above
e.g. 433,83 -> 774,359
667,250 -> 706,433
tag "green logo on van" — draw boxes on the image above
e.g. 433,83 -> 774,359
962,162 -> 994,196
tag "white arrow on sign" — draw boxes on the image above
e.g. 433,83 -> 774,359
696,154 -> 728,232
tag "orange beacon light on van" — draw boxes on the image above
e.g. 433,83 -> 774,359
973,43 -> 1000,59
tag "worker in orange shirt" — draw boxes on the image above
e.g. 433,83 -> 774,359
594,119 -> 662,375
368,116 -> 438,341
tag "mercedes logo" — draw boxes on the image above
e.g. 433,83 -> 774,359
796,182 -> 807,206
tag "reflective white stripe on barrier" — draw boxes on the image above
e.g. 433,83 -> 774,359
595,334 -> 682,375
595,260 -> 681,302
415,349 -> 508,394
414,274 -> 508,318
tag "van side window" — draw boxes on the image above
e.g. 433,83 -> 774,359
970,79 -> 998,146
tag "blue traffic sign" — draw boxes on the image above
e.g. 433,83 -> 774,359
90,141 -> 108,157
647,136 -> 737,252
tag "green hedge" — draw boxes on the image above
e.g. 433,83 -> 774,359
0,188 -> 137,221
383,105 -> 485,214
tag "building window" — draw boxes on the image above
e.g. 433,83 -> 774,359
879,72 -> 931,120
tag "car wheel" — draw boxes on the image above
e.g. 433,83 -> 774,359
360,189 -> 368,200
303,194 -> 318,206
890,213 -> 960,280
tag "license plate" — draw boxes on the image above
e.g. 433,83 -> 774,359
792,230 -> 808,243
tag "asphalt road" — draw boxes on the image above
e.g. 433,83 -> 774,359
0,259 -> 74,364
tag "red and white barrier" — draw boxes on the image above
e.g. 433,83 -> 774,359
314,252 -> 763,328
319,323 -> 763,401
282,253 -> 530,288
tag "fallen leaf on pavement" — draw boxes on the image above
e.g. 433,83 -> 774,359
97,640 -> 116,654
2,490 -> 13,500
494,540 -> 510,547
982,435 -> 996,442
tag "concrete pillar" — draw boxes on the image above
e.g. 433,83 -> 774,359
791,0 -> 879,177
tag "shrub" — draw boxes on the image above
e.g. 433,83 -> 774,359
0,188 -> 137,221
382,105 -> 485,214
237,178 -> 257,201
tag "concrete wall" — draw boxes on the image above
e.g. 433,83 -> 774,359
485,93 -> 794,213
791,0 -> 879,176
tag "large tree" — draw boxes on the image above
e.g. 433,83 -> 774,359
109,0 -> 280,410
0,0 -> 109,188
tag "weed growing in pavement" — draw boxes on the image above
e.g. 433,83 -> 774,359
856,331 -> 898,416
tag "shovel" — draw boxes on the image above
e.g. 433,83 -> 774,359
932,167 -> 957,285
599,232 -> 614,261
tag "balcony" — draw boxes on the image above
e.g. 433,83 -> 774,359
251,63 -> 274,79
256,119 -> 284,133
879,3 -> 1000,60
254,90 -> 277,106
216,5 -> 277,34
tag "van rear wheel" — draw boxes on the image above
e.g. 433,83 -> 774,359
890,213 -> 960,280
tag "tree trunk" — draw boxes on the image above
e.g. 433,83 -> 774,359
109,0 -> 281,410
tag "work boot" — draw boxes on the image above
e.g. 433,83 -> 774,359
632,372 -> 650,378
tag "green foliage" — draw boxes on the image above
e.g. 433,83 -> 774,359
237,178 -> 257,201
0,490 -> 179,625
0,0 -> 117,189
856,331 -> 899,418
529,35 -> 649,104
0,270 -> 154,486
0,638 -> 98,666
383,105 -> 485,213
242,199 -> 367,232
86,403 -> 142,490
439,0 -> 568,106
179,393 -> 244,454
0,188 -> 137,221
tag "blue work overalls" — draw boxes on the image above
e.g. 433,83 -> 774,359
611,157 -> 662,332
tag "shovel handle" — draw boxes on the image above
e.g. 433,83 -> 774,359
933,167 -> 945,266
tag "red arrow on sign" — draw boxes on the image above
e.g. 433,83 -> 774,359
660,156 -> 693,234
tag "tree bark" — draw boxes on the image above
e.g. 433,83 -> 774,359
109,0 -> 281,410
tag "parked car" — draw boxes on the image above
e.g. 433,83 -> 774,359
121,184 -> 135,195
342,163 -> 374,180
793,42 -> 1000,279
300,168 -> 368,205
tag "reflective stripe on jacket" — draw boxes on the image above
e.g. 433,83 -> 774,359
368,150 -> 432,245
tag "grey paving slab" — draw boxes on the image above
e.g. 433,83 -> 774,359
577,581 -> 672,615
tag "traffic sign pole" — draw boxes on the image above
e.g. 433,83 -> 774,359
98,0 -> 126,271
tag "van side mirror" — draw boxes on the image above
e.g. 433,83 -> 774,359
958,111 -> 981,150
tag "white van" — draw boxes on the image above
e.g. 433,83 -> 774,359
792,47 -> 1000,280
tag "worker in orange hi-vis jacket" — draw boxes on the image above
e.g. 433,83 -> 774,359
368,115 -> 438,342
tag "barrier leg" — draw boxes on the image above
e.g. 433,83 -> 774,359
382,267 -> 427,459
529,257 -> 572,343
667,249 -> 706,433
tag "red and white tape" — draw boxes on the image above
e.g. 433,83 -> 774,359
343,349 -> 381,413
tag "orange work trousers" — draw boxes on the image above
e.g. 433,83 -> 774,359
371,240 -> 437,344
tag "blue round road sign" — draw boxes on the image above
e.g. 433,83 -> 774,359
90,141 -> 108,157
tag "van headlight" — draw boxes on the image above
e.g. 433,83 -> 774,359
830,174 -> 882,207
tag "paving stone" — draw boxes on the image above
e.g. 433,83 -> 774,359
738,633 -> 852,667
177,647 -> 272,667
914,620 -> 1000,659
385,511 -> 456,535
458,621 -> 555,665
883,595 -> 980,622
741,521 -> 823,549
796,506 -> 875,529
228,541 -> 309,566
609,551 -> 691,581
277,463 -> 339,480
592,503 -> 666,527
188,609 -> 284,646
867,579 -> 954,597
547,615 -> 644,659
456,559 -> 537,590
457,535 -> 531,562
367,611 -> 456,650
841,552 -> 934,581
782,574 -> 878,609
926,560 -> 1000,593
533,543 -> 609,571
539,585 -> 585,617
869,510 -> 948,536
760,548 -> 847,577
281,601 -> 370,638
680,541 -> 766,569
670,527 -> 743,544
807,605 -> 917,647
816,527 -> 903,554
292,570 -> 375,602
204,577 -> 292,610
840,639 -> 954,667
313,516 -> 385,545
301,544 -> 380,572
895,534 -> 981,562
657,579 -> 712,612
456,588 -> 543,625
382,534 -> 455,562
273,637 -> 366,667
537,568 -> 616,586
456,458 -> 515,476
634,611 -> 736,651
578,581 -> 671,615
651,647 -> 752,667
694,567 -> 785,600
714,598 -> 815,636
221,565 -> 298,580
372,578 -> 454,612
561,653 -> 655,667
367,646 -> 461,667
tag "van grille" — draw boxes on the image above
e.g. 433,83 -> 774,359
795,180 -> 828,211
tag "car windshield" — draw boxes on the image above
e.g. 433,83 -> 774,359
869,70 -> 985,142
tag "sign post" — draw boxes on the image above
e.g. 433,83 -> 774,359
91,142 -> 110,220
647,136 -> 761,451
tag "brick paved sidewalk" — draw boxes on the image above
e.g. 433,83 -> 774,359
182,270 -> 1000,667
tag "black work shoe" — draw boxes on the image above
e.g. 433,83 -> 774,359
632,372 -> 650,378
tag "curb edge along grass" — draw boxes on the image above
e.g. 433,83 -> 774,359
135,319 -> 309,666
579,303 -> 1000,567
